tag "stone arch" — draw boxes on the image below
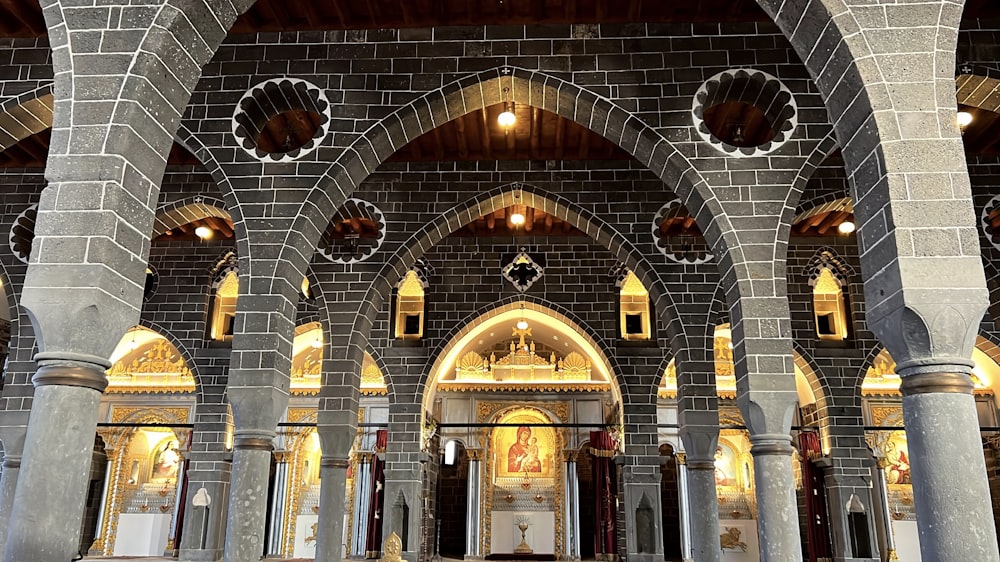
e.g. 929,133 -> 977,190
327,183 -> 687,405
790,342 -> 830,408
174,124 -> 252,266
416,295 -> 626,408
781,128 -> 841,247
152,196 -> 231,238
276,68 -> 734,313
756,0 -> 982,359
131,320 -> 205,402
0,83 -> 52,153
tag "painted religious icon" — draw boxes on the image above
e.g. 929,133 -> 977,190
886,434 -> 911,486
508,426 -> 542,473
152,439 -> 181,480
714,442 -> 738,488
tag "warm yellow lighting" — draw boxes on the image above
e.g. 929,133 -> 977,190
510,212 -> 526,226
310,337 -> 322,349
957,111 -> 973,128
195,226 -> 213,240
516,320 -> 529,331
838,220 -> 856,234
498,102 -> 516,128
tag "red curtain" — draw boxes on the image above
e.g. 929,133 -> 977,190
590,431 -> 617,556
365,429 -> 388,558
798,432 -> 831,561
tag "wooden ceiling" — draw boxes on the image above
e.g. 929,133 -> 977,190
154,216 -> 235,242
452,205 -> 584,237
0,128 -> 202,168
390,102 -> 628,162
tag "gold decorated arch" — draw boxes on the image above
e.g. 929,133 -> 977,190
291,322 -> 387,395
106,327 -> 195,394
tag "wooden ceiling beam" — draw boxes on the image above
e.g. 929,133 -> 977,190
480,107 -> 493,159
530,106 -> 542,159
431,126 -> 445,160
455,114 -> 469,159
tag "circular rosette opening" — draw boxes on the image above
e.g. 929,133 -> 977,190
8,205 -> 36,264
233,78 -> 330,162
319,199 -> 386,264
692,69 -> 797,157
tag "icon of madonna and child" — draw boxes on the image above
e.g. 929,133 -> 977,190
507,426 -> 544,474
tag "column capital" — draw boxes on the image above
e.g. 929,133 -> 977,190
900,371 -> 974,396
749,434 -> 795,457
321,456 -> 350,469
32,361 -> 108,392
233,429 -> 276,451
1,455 -> 20,469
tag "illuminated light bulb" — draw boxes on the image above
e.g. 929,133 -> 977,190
498,101 -> 516,128
838,220 -> 856,234
310,337 -> 323,349
516,320 -> 529,331
195,226 -> 213,240
957,111 -> 973,128
727,341 -> 734,350
510,212 -> 526,226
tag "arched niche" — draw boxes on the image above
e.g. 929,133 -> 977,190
290,322 -> 387,395
423,302 -> 622,413
105,326 -> 195,394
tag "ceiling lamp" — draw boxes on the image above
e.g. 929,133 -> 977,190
510,210 -> 526,226
516,319 -> 529,331
195,226 -> 213,240
310,336 -> 323,349
838,220 -> 856,234
957,110 -> 973,129
498,101 -> 516,128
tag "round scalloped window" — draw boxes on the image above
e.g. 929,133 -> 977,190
692,69 -> 797,157
8,205 -> 36,264
233,78 -> 331,162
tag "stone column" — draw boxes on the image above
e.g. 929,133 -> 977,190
266,451 -> 291,557
749,434 -> 801,562
675,454 -> 692,561
898,370 -> 998,561
465,451 -> 482,559
680,428 -> 721,562
316,457 -> 350,562
223,430 -> 275,562
0,454 -> 20,554
179,399 -> 233,562
3,363 -> 108,562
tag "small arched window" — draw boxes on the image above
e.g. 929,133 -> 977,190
813,267 -> 847,341
210,270 -> 239,342
395,270 -> 425,340
620,271 -> 651,340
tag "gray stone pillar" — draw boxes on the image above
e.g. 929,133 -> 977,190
179,400 -> 233,562
680,423 -> 721,562
750,435 -> 801,562
3,364 -> 107,562
316,457 -> 349,562
899,371 -> 999,562
686,461 -> 721,562
622,464 -> 664,562
223,431 -> 275,562
0,455 -> 20,554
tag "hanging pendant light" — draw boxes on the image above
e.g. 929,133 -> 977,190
498,100 -> 516,128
